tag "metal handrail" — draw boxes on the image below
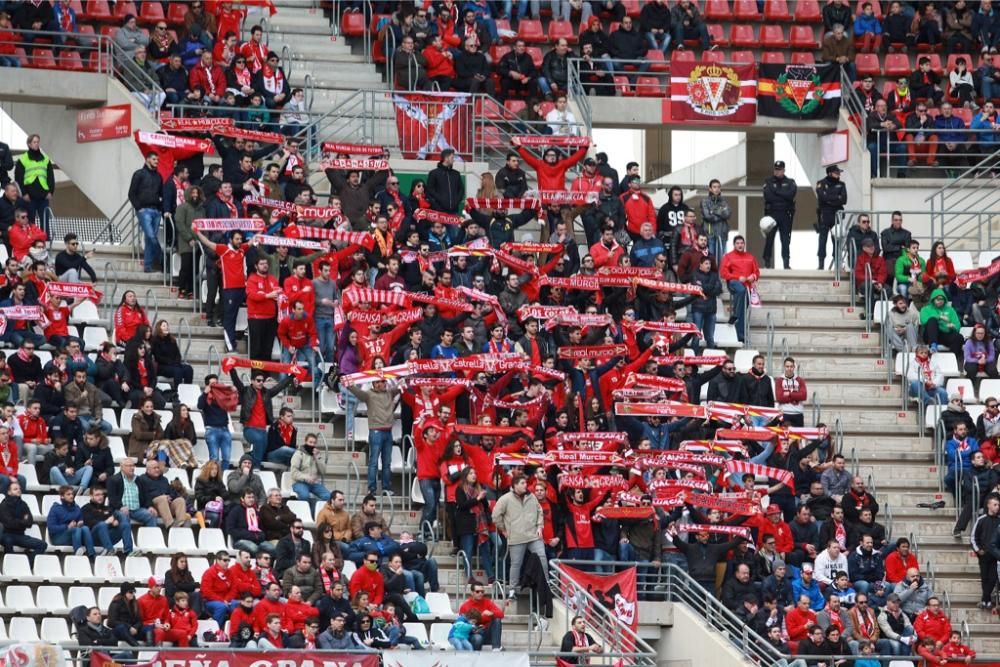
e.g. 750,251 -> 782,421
143,287 -> 159,328
260,16 -> 270,46
346,459 -> 360,510
765,312 -> 775,376
862,261 -> 872,333
206,344 -> 220,377
400,434 -> 414,511
566,57 -> 593,136
834,417 -> 843,457
850,446 -> 859,476
926,143 -> 1000,209
379,487 -> 396,529
102,261 -> 120,326
810,391 -> 821,427
281,44 -> 293,81
454,549 -> 471,605
884,502 -> 894,542
934,415 -> 946,495
744,287 -> 753,346
176,316 -> 192,359
840,66 -> 868,144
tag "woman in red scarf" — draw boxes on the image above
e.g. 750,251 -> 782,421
113,291 -> 150,345
225,55 -> 255,104
407,179 -> 432,213
923,240 -> 957,295
454,467 -> 496,582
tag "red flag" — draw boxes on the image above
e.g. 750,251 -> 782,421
561,565 -> 639,638
392,92 -> 474,160
670,61 -> 758,124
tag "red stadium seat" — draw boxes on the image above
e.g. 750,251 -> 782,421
704,0 -> 732,21
13,47 -> 26,67
790,51 -> 816,65
946,53 -> 974,73
621,0 -> 642,17
761,51 -> 786,64
166,2 -> 188,25
341,11 -> 366,37
504,99 -> 527,115
794,0 -> 822,23
489,45 -> 511,62
952,107 -> 973,125
30,49 -> 57,69
707,23 -> 728,46
760,25 -> 786,48
517,18 -> 545,43
855,53 -> 882,77
113,1 -> 138,20
477,98 -> 507,120
923,53 -> 943,75
67,0 -> 84,15
733,0 -> 761,21
764,0 -> 792,21
789,25 -> 817,49
81,0 -> 112,21
99,25 -> 118,40
884,53 -> 911,77
636,76 -> 663,97
729,24 -> 756,48
494,18 -> 512,40
526,46 -> 543,68
372,39 -> 385,64
57,50 -> 85,71
671,49 -> 696,65
87,50 -> 110,71
613,75 -> 634,96
138,1 -> 164,24
646,49 -> 669,72
548,20 -> 577,44
702,49 -> 726,64
881,81 -> 897,98
729,50 -> 755,65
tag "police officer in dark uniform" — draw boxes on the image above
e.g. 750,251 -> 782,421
815,164 -> 848,271
762,160 -> 797,270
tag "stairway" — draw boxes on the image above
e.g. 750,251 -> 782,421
754,270 -> 995,652
81,239 -> 549,653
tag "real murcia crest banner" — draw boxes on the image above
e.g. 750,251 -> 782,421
391,92 -> 473,160
670,61 -> 757,124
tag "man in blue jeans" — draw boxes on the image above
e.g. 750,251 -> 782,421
198,374 -> 233,468
312,260 -> 338,366
127,152 -> 164,273
107,458 -> 159,527
46,485 -> 97,558
81,486 -> 135,556
347,377 -> 400,495
719,235 -> 759,344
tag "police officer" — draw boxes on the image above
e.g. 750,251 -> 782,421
815,164 -> 848,271
762,160 -> 797,270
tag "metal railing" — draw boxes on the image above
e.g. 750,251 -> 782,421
568,55 -> 670,98
765,312 -> 775,376
926,141 -> 1000,237
870,127 -> 1000,179
840,67 -> 868,139
166,103 -> 326,140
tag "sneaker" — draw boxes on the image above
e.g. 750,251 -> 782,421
491,647 -> 504,652
930,343 -> 939,353
128,549 -> 144,557
75,547 -> 88,556
507,588 -> 517,600
952,527 -> 963,538
383,490 -> 396,497
537,617 -> 549,632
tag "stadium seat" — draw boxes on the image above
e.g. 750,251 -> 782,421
94,556 -> 127,584
97,586 -> 118,611
167,527 -> 198,552
189,557 -> 210,581
342,560 -> 357,581
113,1 -> 138,20
30,49 -> 57,69
548,19 -> 577,43
81,0 -> 113,21
517,19 -> 545,43
64,555 -> 97,583
730,50 -> 755,65
794,0 -> 822,23
3,554 -> 32,580
671,49 -> 695,66
761,51 -> 785,64
733,0 -> 761,20
733,349 -> 760,373
702,49 -> 726,64
764,0 -> 792,21
934,352 -> 960,377
125,554 -> 153,580
57,51 -> 85,71
429,623 -> 452,649
760,25 -> 786,48
341,11 -> 366,37
40,618 -> 70,643
729,25 -> 756,48
791,52 -> 817,65
287,500 -> 314,526
403,622 -> 429,645
884,53 -> 911,77
707,23 -> 728,46
525,46 -> 544,68
82,325 -> 109,351
425,592 -> 456,619
950,251 -> 974,272
67,586 -> 97,610
7,587 -> 40,615
198,528 -> 228,553
138,1 -> 164,23
789,25 -> 817,49
646,49 -> 668,72
635,76 -> 663,97
924,53 -> 944,75
704,0 -> 732,21
36,587 -> 68,615
855,54 -> 882,77
9,618 -> 39,642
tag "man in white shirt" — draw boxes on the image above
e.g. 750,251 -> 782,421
813,540 -> 849,587
545,95 -> 579,136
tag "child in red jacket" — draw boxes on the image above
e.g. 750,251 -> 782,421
917,637 -> 947,665
940,631 -> 976,664
155,591 -> 198,647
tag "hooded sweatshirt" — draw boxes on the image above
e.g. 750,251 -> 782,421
919,288 -> 960,332
174,186 -> 205,256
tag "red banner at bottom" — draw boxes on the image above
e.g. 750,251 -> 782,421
92,651 -> 379,667
561,564 -> 638,643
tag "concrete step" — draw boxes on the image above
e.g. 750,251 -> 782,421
757,331 -> 882,350
876,490 -> 951,507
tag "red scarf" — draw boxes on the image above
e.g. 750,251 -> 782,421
319,566 -> 340,594
260,64 -> 285,94
201,63 -> 220,95
916,353 -> 933,384
277,420 -> 294,446
137,358 -> 149,387
173,177 -> 186,206
16,348 -> 32,364
233,65 -> 251,89
219,194 -> 238,218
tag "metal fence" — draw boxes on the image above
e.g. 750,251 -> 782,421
868,127 -> 1000,179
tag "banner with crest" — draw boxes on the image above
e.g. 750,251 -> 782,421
758,63 -> 842,119
669,61 -> 757,124
391,92 -> 473,160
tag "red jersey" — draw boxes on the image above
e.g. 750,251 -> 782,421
227,563 -> 262,601
114,304 -> 149,345
43,304 -> 70,339
200,564 -> 231,602
252,598 -> 286,633
277,315 -> 317,350
348,565 -> 385,605
17,414 -> 48,444
9,223 -> 47,261
720,250 -> 761,283
620,190 -> 657,236
245,272 -> 279,320
571,173 -> 604,194
214,243 -> 249,290
239,39 -> 267,73
283,275 -> 315,314
137,592 -> 169,625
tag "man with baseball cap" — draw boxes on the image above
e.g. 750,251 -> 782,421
816,164 -> 847,271
762,160 -> 797,270
138,575 -> 168,644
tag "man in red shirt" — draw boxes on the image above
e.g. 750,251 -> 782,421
458,583 -> 508,651
245,254 -> 281,362
200,551 -> 236,626
189,51 -> 226,103
252,581 -> 287,633
228,548 -> 263,601
620,176 -> 656,238
589,226 -> 624,269
348,551 -> 385,605
239,24 -> 267,74
719,235 -> 760,345
513,136 -> 587,192
195,228 -> 249,351
277,300 -> 318,385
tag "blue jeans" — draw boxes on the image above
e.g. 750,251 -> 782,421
419,478 -> 440,537
281,346 -> 319,389
50,465 -> 93,490
690,311 -> 716,351
0,56 -> 20,67
0,474 -> 26,495
708,233 -> 727,266
137,208 -> 163,271
50,526 -> 96,558
410,557 -> 439,592
315,317 -> 335,366
367,429 -> 393,493
245,427 -> 268,466
460,532 -> 496,579
342,388 -> 358,437
78,415 -> 113,434
501,0 -> 528,17
646,31 -> 671,52
2,328 -> 45,348
909,380 -> 948,406
450,638 -> 474,651
672,23 -> 711,49
727,279 -> 748,342
205,426 -> 233,469
91,513 -> 134,554
468,620 -> 501,651
267,446 -> 296,467
293,480 -> 331,502
126,507 -> 159,527
204,600 -> 240,627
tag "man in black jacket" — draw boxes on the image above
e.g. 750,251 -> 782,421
815,164 -> 847,270
0,140 -> 12,189
137,459 -> 191,527
0,183 -> 26,240
81,486 -> 135,557
539,38 -> 570,97
608,16 -> 650,83
973,494 -> 1000,609
582,177 -> 626,244
426,149 -> 464,214
762,160 -> 797,270
453,37 -> 495,96
671,527 -> 744,592
737,354 -> 776,411
498,40 -> 538,100
157,54 -> 189,106
0,480 -> 47,564
128,152 -> 164,273
495,152 -> 529,198
880,211 -> 911,292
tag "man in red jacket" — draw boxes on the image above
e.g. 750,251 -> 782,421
252,581 -> 286,633
189,51 -> 226,103
513,137 -> 587,192
200,551 -> 236,626
229,548 -> 263,601
277,300 -> 319,385
719,235 -> 760,345
620,176 -> 656,238
589,226 -> 624,269
459,582 -> 509,651
913,597 -> 952,649
349,551 -> 386,605
423,34 -> 456,89
137,576 -> 169,644
245,254 -> 281,363
854,238 -> 886,320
